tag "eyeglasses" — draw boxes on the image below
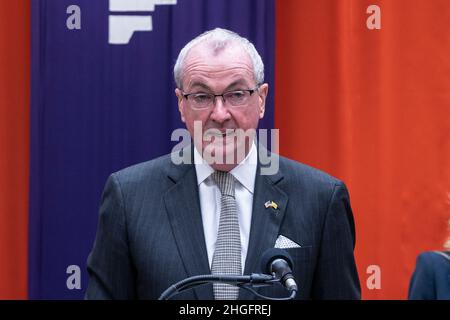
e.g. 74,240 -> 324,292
181,87 -> 259,110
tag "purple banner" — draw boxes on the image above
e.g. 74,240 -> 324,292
30,0 -> 274,299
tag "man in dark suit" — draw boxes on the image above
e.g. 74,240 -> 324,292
86,28 -> 361,300
408,251 -> 450,300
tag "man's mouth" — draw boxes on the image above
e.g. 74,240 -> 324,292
205,129 -> 237,139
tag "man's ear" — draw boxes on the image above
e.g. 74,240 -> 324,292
257,83 -> 269,119
175,88 -> 186,123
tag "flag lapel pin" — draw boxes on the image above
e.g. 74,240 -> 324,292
264,200 -> 279,210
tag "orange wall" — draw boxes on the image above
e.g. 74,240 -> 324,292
0,1 -> 30,299
276,0 -> 450,299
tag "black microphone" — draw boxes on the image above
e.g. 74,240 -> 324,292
260,248 -> 298,292
158,249 -> 297,300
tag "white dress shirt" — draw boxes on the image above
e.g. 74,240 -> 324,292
194,143 -> 257,271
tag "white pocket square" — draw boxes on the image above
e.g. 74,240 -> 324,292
275,235 -> 301,249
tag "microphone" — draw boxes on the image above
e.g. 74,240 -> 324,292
158,248 -> 298,300
260,248 -> 298,292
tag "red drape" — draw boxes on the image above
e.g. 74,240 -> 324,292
0,1 -> 29,299
276,0 -> 450,299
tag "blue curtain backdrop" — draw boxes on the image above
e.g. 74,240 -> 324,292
30,0 -> 275,299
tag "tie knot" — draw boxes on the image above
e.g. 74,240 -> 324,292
211,171 -> 235,197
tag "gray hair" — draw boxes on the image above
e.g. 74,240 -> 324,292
173,28 -> 264,89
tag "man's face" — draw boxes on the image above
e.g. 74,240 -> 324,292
175,42 -> 268,171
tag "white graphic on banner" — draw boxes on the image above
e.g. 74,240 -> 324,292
108,0 -> 177,45
109,15 -> 152,44
110,0 -> 177,12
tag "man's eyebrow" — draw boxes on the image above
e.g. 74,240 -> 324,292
187,79 -> 250,92
187,82 -> 212,92
224,79 -> 250,91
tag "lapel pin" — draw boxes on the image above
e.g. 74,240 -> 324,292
264,200 -> 279,210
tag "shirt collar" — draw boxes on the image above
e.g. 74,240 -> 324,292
194,142 -> 257,194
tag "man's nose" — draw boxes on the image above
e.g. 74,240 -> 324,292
209,96 -> 231,123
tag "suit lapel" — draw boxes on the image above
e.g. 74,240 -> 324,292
239,164 -> 288,300
163,159 -> 213,300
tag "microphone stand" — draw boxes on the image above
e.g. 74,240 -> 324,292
158,273 -> 296,300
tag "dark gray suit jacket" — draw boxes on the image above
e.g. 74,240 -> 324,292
86,150 -> 361,299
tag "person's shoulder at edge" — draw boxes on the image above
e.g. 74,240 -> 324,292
415,250 -> 450,267
408,250 -> 450,300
